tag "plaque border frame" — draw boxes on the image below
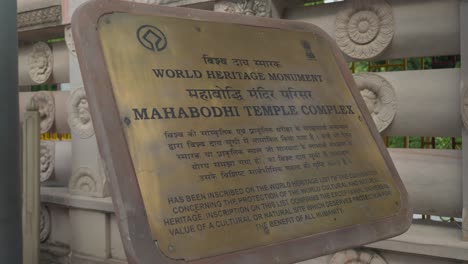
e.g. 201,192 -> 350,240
72,1 -> 411,263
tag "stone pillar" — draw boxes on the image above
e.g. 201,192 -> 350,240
67,3 -> 109,199
22,105 -> 40,264
0,0 -> 22,262
65,1 -> 112,261
67,88 -> 109,198
460,0 -> 468,241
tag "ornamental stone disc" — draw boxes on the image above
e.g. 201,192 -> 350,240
31,91 -> 55,133
40,141 -> 55,182
335,0 -> 394,60
67,87 -> 95,139
354,73 -> 397,132
28,41 -> 53,84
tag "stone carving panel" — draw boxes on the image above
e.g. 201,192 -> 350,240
67,87 -> 94,139
28,42 -> 53,84
354,73 -> 396,132
214,0 -> 271,17
69,167 -> 109,198
31,91 -> 55,133
64,25 -> 76,56
40,205 -> 51,243
335,0 -> 394,60
18,6 -> 62,29
40,141 -> 55,182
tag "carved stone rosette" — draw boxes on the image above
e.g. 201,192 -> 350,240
214,0 -> 271,17
354,73 -> 396,132
64,25 -> 76,56
40,141 -> 55,182
28,42 -> 53,84
330,249 -> 387,264
40,205 -> 51,243
67,87 -> 94,139
69,167 -> 109,198
30,91 -> 55,133
335,0 -> 394,60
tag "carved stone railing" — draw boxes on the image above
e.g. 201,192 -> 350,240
20,0 -> 468,263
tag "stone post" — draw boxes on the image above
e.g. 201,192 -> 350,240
66,1 -> 111,261
460,0 -> 468,241
66,2 -> 109,198
22,105 -> 40,264
0,0 -> 22,262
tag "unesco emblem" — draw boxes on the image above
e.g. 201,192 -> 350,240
137,25 -> 167,52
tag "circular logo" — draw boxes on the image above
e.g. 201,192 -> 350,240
136,25 -> 167,52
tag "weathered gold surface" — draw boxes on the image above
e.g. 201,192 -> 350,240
98,13 -> 401,260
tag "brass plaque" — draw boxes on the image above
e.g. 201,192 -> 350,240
84,8 -> 406,261
98,12 -> 401,260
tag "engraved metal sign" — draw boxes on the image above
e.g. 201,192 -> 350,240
73,1 -> 411,263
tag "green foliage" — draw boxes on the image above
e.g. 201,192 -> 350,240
352,61 -> 368,73
409,136 -> 422,148
304,0 -> 325,6
386,136 -> 461,149
47,38 -> 65,43
387,136 -> 404,148
31,84 -> 57,91
435,137 -> 452,149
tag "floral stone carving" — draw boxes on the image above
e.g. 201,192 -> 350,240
64,25 -> 76,56
335,0 -> 394,60
40,205 -> 51,243
69,167 -> 109,198
30,91 -> 55,133
67,87 -> 94,139
214,0 -> 271,17
354,73 -> 396,132
28,42 -> 53,84
18,6 -> 61,29
40,141 -> 55,182
330,249 -> 387,264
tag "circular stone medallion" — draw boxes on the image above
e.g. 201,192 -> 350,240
28,42 -> 53,84
354,73 -> 397,132
335,0 -> 394,60
67,87 -> 94,139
